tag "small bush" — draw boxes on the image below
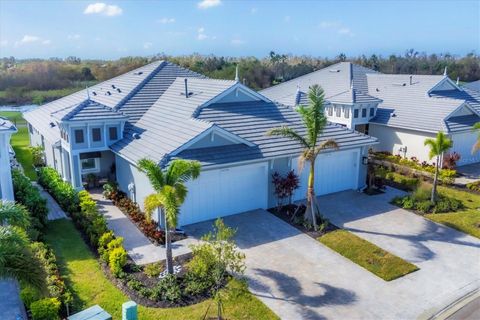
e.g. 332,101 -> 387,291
144,262 -> 162,278
416,200 -> 433,213
37,167 -> 78,213
30,298 -> 61,320
467,181 -> 480,192
109,247 -> 127,277
20,286 -> 41,309
155,274 -> 182,302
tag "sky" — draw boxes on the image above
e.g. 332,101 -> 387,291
0,0 -> 479,60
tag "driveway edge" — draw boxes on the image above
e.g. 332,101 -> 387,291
419,287 -> 480,320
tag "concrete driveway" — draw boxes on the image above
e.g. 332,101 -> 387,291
184,188 -> 480,320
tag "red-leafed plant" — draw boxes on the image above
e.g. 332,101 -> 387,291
272,170 -> 300,209
442,152 -> 461,169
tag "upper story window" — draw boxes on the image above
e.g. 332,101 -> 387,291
345,108 -> 350,119
92,128 -> 101,142
370,108 -> 375,117
328,107 -> 333,117
362,108 -> 367,118
335,106 -> 341,117
74,129 -> 84,144
109,127 -> 118,140
354,109 -> 359,118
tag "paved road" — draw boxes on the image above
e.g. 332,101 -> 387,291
185,188 -> 480,320
447,296 -> 480,320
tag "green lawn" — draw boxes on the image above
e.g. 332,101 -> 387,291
0,111 -> 37,180
425,186 -> 480,239
319,230 -> 419,281
45,219 -> 278,320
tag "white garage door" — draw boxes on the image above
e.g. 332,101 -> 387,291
451,132 -> 480,166
178,162 -> 269,226
293,149 -> 359,201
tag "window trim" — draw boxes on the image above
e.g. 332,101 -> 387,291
354,109 -> 359,118
92,127 -> 102,142
328,106 -> 333,117
362,108 -> 367,118
80,158 -> 100,174
335,106 -> 341,117
74,129 -> 84,144
345,108 -> 350,119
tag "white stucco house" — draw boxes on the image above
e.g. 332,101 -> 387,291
261,62 -> 480,166
0,117 -> 17,201
23,61 -> 376,226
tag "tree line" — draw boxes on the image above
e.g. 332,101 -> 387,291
0,50 -> 478,105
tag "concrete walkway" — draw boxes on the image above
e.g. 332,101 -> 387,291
32,182 -> 68,220
456,163 -> 480,186
90,190 -> 196,265
0,279 -> 27,320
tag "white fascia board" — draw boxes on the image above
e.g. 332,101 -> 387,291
444,102 -> 479,122
427,77 -> 463,95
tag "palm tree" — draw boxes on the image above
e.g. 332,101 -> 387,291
424,132 -> 453,203
0,202 -> 46,291
138,159 -> 201,274
472,122 -> 480,153
267,84 -> 338,230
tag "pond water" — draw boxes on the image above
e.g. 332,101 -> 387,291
0,104 -> 38,113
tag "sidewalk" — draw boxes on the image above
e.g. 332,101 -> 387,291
0,279 -> 27,320
89,190 -> 196,265
32,182 -> 68,220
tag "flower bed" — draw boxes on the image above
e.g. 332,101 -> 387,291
391,184 -> 463,214
373,151 -> 457,184
103,182 -> 186,245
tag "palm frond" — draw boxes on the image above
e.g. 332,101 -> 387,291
267,126 -> 309,148
137,158 -> 164,192
143,194 -> 163,222
314,139 -> 339,156
166,159 -> 201,185
160,186 -> 180,228
424,132 -> 452,159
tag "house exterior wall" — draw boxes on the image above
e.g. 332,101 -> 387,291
0,133 -> 15,200
369,124 -> 435,162
188,133 -> 237,149
450,131 -> 480,166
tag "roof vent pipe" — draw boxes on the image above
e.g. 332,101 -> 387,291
409,75 -> 413,85
456,77 -> 460,85
295,84 -> 301,105
235,65 -> 239,82
184,78 -> 189,98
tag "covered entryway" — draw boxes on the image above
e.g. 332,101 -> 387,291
292,149 -> 359,201
451,131 -> 480,166
178,162 -> 269,226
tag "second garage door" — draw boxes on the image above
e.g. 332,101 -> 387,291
178,162 -> 269,226
292,149 -> 359,201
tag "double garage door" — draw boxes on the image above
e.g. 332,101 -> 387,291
292,149 -> 359,201
178,162 -> 269,226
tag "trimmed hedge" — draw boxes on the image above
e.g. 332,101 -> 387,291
11,169 -> 48,240
30,298 -> 61,320
385,172 -> 419,190
392,185 -> 463,214
37,167 -> 78,213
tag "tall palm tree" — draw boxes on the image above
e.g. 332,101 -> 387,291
0,202 -> 46,291
267,84 -> 338,230
472,122 -> 480,153
424,132 -> 453,203
138,158 -> 201,274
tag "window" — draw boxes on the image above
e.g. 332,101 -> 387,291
81,158 -> 99,173
362,108 -> 367,118
354,109 -> 359,118
370,108 -> 375,117
92,128 -> 101,142
328,107 -> 333,116
28,124 -> 33,134
74,129 -> 84,144
345,108 -> 350,119
335,106 -> 341,117
109,127 -> 118,140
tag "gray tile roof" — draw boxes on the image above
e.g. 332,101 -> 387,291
0,117 -> 16,133
181,100 -> 378,167
51,100 -> 128,122
260,62 -> 379,106
327,88 -> 382,105
445,114 -> 480,133
368,74 -> 476,132
464,80 -> 480,92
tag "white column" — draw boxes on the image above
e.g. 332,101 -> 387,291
0,133 -> 14,201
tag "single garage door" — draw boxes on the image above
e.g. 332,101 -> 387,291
451,132 -> 480,166
292,149 -> 359,201
178,162 -> 269,226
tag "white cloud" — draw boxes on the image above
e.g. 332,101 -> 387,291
319,21 -> 354,37
197,33 -> 208,40
231,39 -> 245,46
250,7 -> 258,14
67,34 -> 81,40
14,35 -> 51,47
157,17 -> 175,24
197,27 -> 213,40
143,42 -> 152,49
198,0 -> 221,9
84,3 -> 123,16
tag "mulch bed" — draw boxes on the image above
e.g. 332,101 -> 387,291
268,204 -> 338,239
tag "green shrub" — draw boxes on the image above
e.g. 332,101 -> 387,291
412,184 -> 431,202
467,181 -> 480,192
37,167 -> 78,213
415,200 -> 433,213
30,146 -> 45,167
155,274 -> 182,302
20,285 -> 42,309
144,262 -> 162,278
30,298 -> 61,320
109,246 -> 127,277
385,172 -> 419,190
98,231 -> 115,262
